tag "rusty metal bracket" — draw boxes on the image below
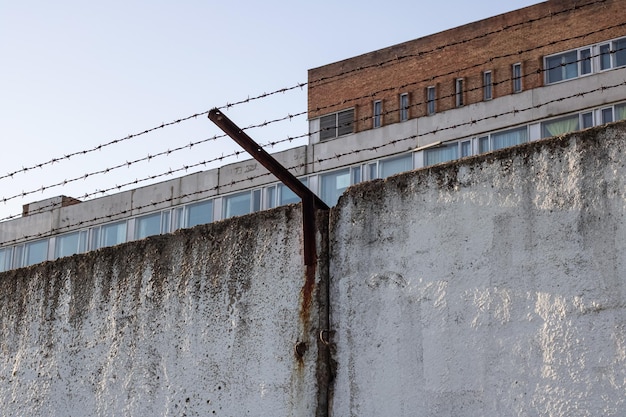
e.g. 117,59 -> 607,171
208,109 -> 329,266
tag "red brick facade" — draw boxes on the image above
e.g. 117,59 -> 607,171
308,0 -> 626,133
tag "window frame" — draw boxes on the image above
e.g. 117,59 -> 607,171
544,37 -> 626,85
319,168 -> 352,206
399,93 -> 409,122
540,114 -> 580,138
24,239 -> 49,267
54,230 -> 88,259
455,78 -> 464,107
512,63 -> 522,93
185,199 -> 214,228
545,49 -> 582,84
599,37 -> 626,71
319,108 -> 354,141
222,189 -> 262,219
0,247 -> 13,272
373,100 -> 382,128
424,142 -> 460,166
483,71 -> 493,101
426,86 -> 436,115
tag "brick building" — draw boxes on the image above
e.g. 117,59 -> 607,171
1,0 -> 625,271
307,0 -> 625,171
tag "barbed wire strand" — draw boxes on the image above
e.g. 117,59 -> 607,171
0,111 -> 307,206
0,0 -> 610,183
3,20 -> 623,208
2,33 -> 625,222
0,88 -> 306,183
1,79 -> 624,246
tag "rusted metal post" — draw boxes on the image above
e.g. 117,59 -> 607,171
208,108 -> 329,266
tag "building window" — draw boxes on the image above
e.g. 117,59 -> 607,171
544,37 -> 626,84
541,114 -> 580,138
399,93 -> 409,121
455,78 -> 464,107
479,127 -> 528,153
545,50 -> 580,83
320,168 -> 351,206
373,154 -> 413,179
492,126 -> 528,150
97,221 -> 127,249
55,231 -> 88,259
601,107 -> 614,124
319,109 -> 354,141
580,48 -> 592,75
186,200 -> 213,228
373,100 -> 382,128
599,37 -> 626,70
512,63 -> 522,93
581,112 -> 594,129
616,103 -> 626,121
600,43 -> 612,70
351,166 -> 362,184
461,140 -> 472,157
223,190 -> 261,219
427,86 -> 436,115
135,212 -> 163,239
425,143 -> 459,166
0,247 -> 12,272
483,71 -> 492,101
478,136 -> 490,154
25,239 -> 48,267
279,178 -> 308,206
615,38 -> 626,67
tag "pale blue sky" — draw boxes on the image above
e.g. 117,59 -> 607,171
0,0 -> 543,220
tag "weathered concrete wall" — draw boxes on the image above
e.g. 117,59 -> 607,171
3,122 -> 626,417
329,122 -> 626,416
0,206 -> 329,416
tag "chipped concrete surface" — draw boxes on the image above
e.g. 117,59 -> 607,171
329,122 -> 626,416
0,206 -> 328,417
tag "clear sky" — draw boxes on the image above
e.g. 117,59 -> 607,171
0,0 -> 543,221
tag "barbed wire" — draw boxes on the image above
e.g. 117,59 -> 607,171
0,0 -> 612,185
4,19 -> 624,209
3,47 -> 624,224
0,86 -> 307,183
0,129 -> 310,222
0,0 -> 623,231
1,79 -> 624,247
0,110 -> 307,206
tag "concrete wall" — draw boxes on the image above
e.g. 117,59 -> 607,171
0,206 -> 330,417
329,122 -> 626,416
2,122 -> 626,416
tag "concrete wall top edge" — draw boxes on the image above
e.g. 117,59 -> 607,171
334,119 -> 626,215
